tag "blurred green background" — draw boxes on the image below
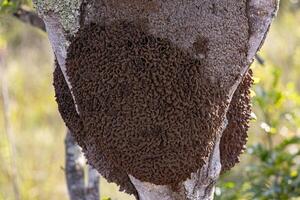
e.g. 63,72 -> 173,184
1,0 -> 300,200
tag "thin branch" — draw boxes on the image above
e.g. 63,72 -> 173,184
255,54 -> 265,66
13,8 -> 46,32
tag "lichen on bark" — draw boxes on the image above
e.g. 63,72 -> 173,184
33,0 -> 81,35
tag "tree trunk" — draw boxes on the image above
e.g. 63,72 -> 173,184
32,0 -> 279,199
65,130 -> 100,200
65,130 -> 87,200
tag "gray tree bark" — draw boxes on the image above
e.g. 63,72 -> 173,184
65,130 -> 100,200
32,0 -> 279,199
65,130 -> 87,200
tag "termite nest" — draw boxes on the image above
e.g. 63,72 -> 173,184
53,20 -> 252,194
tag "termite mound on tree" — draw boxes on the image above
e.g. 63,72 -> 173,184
53,20 -> 252,193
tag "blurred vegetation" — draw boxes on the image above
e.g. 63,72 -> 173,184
0,0 -> 300,200
0,0 -> 31,13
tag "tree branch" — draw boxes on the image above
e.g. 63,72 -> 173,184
13,8 -> 46,32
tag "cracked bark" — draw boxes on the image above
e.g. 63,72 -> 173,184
32,0 -> 279,199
